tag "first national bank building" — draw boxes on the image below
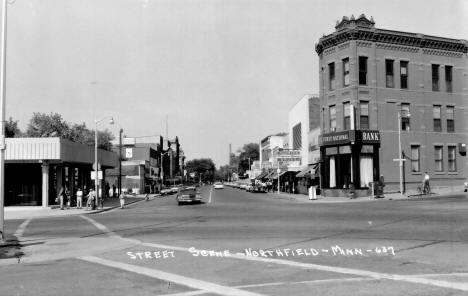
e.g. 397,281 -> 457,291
316,15 -> 468,196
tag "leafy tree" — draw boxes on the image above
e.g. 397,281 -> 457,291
237,143 -> 260,173
185,158 -> 216,183
24,112 -> 114,150
215,164 -> 231,181
26,112 -> 69,138
5,117 -> 22,137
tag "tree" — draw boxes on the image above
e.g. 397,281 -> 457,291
237,143 -> 260,174
25,112 -> 114,150
5,117 -> 22,137
215,164 -> 231,181
185,158 -> 216,183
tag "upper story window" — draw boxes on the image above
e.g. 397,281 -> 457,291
343,58 -> 350,87
360,101 -> 369,130
433,105 -> 441,132
411,145 -> 420,172
329,105 -> 336,131
329,62 -> 335,91
401,103 -> 410,131
400,61 -> 408,89
434,145 -> 443,172
292,123 -> 302,149
385,59 -> 394,88
343,102 -> 351,130
446,106 -> 455,132
359,56 -> 368,85
445,66 -> 453,93
432,64 -> 440,91
448,146 -> 457,172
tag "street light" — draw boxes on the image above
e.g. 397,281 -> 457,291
396,109 -> 410,196
94,116 -> 114,209
0,0 -> 7,242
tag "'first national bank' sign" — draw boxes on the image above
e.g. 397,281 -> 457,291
319,130 -> 380,146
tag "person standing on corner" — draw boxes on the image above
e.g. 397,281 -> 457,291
423,172 -> 431,194
76,188 -> 83,209
57,188 -> 65,210
119,192 -> 125,209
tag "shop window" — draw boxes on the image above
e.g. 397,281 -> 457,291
445,66 -> 453,93
400,61 -> 408,89
329,105 -> 336,131
329,156 -> 336,188
411,145 -> 420,172
359,156 -> 373,187
359,56 -> 368,85
386,59 -> 394,88
329,62 -> 335,91
401,103 -> 410,131
433,105 -> 441,132
432,64 -> 440,91
343,58 -> 350,87
360,101 -> 369,130
434,146 -> 443,172
448,146 -> 456,172
446,106 -> 454,132
343,102 -> 351,130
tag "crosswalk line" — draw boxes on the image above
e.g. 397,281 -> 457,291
79,255 -> 265,296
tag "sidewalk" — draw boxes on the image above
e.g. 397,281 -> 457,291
4,195 -> 153,220
265,189 -> 467,203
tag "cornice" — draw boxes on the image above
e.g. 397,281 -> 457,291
316,28 -> 468,55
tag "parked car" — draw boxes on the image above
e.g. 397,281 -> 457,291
171,186 -> 180,194
160,188 -> 172,195
176,187 -> 202,205
214,182 -> 224,189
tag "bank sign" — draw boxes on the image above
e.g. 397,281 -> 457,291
320,130 -> 380,146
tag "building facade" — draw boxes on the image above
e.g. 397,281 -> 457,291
316,15 -> 468,196
288,94 -> 320,168
5,138 -> 118,206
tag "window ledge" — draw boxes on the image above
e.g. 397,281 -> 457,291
434,172 -> 445,175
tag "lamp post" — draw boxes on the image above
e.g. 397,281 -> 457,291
396,110 -> 410,196
118,128 -> 123,196
94,116 -> 114,209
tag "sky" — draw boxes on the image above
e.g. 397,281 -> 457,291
4,0 -> 468,167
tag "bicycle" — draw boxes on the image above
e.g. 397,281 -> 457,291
417,182 -> 431,196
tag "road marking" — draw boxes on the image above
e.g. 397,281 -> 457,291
79,255 -> 265,296
159,278 -> 377,296
14,218 -> 32,239
81,215 -> 468,293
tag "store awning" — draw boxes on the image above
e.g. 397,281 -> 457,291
256,171 -> 270,179
296,163 -> 319,178
268,171 -> 286,179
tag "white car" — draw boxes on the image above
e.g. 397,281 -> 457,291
214,182 -> 224,189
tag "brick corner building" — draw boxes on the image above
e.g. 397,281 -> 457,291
316,14 -> 468,197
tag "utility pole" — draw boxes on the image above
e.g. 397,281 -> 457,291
0,0 -> 7,242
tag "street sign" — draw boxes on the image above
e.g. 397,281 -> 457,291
92,163 -> 101,171
91,171 -> 103,180
125,148 -> 133,158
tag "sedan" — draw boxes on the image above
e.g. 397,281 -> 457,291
214,182 -> 224,189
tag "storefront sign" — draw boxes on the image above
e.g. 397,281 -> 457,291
361,131 -> 380,143
320,131 -> 355,146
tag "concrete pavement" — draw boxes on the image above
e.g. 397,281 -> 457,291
3,195 -> 153,220
264,187 -> 467,203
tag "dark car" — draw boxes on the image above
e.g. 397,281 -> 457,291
176,186 -> 202,205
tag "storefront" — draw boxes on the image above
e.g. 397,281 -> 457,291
5,138 -> 118,206
319,130 -> 380,197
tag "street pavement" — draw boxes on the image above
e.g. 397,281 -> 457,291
0,186 -> 467,295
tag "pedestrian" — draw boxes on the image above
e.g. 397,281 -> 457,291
119,192 -> 125,209
65,188 -> 71,209
423,172 -> 431,194
76,187 -> 83,209
86,188 -> 96,210
112,184 -> 116,198
57,188 -> 65,210
464,180 -> 467,193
